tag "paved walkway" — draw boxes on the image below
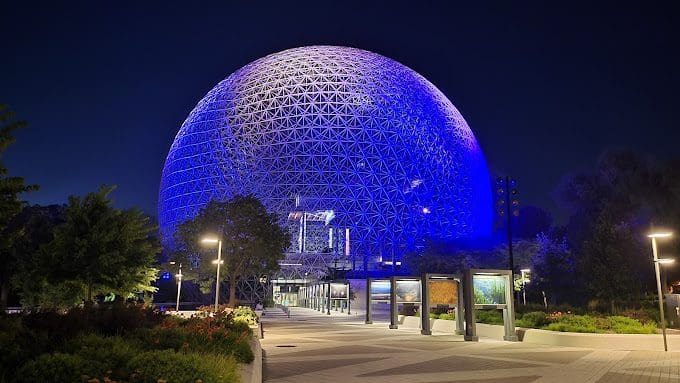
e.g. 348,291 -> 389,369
260,307 -> 680,383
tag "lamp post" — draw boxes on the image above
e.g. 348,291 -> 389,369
202,237 -> 223,313
649,232 -> 673,351
520,268 -> 530,305
496,177 -> 520,303
172,262 -> 183,311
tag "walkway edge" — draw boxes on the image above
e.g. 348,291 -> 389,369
239,335 -> 263,383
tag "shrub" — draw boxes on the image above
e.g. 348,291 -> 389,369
605,316 -> 657,334
540,313 -> 657,334
233,306 -> 258,325
132,315 -> 254,363
544,314 -> 602,333
430,305 -> 453,315
2,304 -> 250,383
127,349 -> 238,383
516,311 -> 549,328
515,303 -> 547,315
621,308 -> 659,324
19,303 -> 164,344
65,334 -> 141,379
0,315 -> 50,377
549,303 -> 583,315
398,303 -> 418,316
438,311 -> 456,321
475,309 -> 504,325
14,353 -> 104,383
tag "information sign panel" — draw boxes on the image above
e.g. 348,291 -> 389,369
395,280 -> 421,303
330,283 -> 349,299
428,280 -> 457,305
370,280 -> 390,301
472,275 -> 507,305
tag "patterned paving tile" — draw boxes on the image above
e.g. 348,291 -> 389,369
261,308 -> 680,382
596,371 -> 680,382
308,334 -> 394,341
479,350 -> 592,364
623,350 -> 680,362
358,354 -> 541,377
622,365 -> 680,376
421,376 -> 541,383
264,357 -> 388,379
274,345 -> 408,357
375,340 -> 470,351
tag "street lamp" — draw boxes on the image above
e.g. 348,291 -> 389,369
202,237 -> 223,312
648,231 -> 673,351
520,268 -> 531,305
174,263 -> 183,311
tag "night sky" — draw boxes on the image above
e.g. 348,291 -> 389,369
2,2 -> 678,221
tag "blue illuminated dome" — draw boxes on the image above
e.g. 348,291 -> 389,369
159,45 -> 491,269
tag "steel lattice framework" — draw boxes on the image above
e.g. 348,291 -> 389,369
159,45 -> 492,270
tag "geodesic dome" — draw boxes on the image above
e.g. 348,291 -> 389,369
159,45 -> 491,267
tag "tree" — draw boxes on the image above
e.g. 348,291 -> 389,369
530,232 -> 577,306
555,149 -> 671,311
173,195 -> 290,307
24,186 -> 160,306
7,205 -> 66,306
405,239 -> 504,275
579,211 -> 648,312
492,239 -> 538,271
514,206 -> 552,239
0,105 -> 37,308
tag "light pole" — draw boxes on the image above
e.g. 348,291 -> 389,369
649,231 -> 673,352
496,177 -> 520,302
520,268 -> 530,305
202,237 -> 223,313
171,262 -> 183,311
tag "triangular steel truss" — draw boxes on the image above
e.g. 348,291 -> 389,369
159,46 -> 492,269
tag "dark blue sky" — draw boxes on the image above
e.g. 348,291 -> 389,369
2,2 -> 678,220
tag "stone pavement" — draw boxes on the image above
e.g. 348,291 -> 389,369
260,307 -> 680,383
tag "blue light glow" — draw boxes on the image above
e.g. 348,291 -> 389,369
159,46 -> 492,266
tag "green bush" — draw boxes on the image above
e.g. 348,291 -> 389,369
475,309 -> 504,325
19,303 -> 164,345
0,316 -> 50,377
2,305 -> 250,382
549,303 -> 583,315
516,311 -> 549,328
542,314 -> 656,334
621,308 -> 659,324
14,353 -> 104,383
515,303 -> 547,314
544,315 -> 602,333
438,312 -> 456,321
132,320 -> 254,363
233,306 -> 258,325
65,334 -> 140,379
127,349 -> 238,383
430,305 -> 452,315
605,316 -> 657,334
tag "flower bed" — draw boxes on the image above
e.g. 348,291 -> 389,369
0,304 -> 252,382
516,311 -> 657,334
468,308 -> 657,334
